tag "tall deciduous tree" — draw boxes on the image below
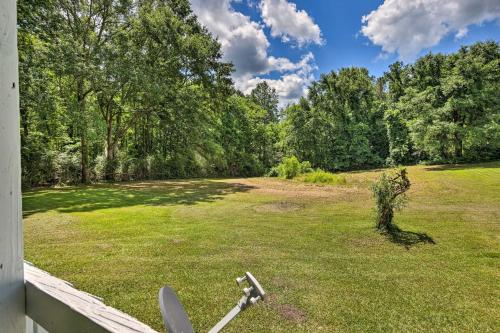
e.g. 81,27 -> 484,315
250,81 -> 280,123
284,67 -> 384,171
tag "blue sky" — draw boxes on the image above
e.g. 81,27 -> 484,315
191,0 -> 500,105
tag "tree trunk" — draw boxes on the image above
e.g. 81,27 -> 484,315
77,80 -> 89,183
378,205 -> 394,229
81,132 -> 89,183
454,131 -> 463,160
452,110 -> 463,160
20,107 -> 29,140
105,116 -> 117,181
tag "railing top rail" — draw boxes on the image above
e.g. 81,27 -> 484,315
24,262 -> 158,333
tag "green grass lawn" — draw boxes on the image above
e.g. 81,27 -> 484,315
23,162 -> 500,332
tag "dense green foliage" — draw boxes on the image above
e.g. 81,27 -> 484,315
18,0 -> 499,186
18,0 -> 278,186
283,42 -> 500,171
383,44 -> 500,165
283,68 -> 386,171
372,168 -> 411,229
270,156 -> 348,186
272,156 -> 312,179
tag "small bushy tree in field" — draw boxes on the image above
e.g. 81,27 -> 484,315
372,168 -> 411,230
274,156 -> 312,179
277,156 -> 301,179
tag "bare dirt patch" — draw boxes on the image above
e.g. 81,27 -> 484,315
229,177 -> 365,202
278,304 -> 308,324
254,201 -> 303,213
266,295 -> 308,324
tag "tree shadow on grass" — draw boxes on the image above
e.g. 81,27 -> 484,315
23,180 -> 255,217
382,225 -> 435,250
424,161 -> 500,172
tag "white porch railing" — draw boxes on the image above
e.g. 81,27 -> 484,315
26,317 -> 48,333
24,262 -> 158,333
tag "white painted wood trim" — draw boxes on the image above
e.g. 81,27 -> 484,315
0,0 -> 25,331
24,263 -> 158,333
26,316 -> 49,333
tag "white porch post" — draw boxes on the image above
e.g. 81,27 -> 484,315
0,0 -> 25,332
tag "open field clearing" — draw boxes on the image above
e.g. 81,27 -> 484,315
23,162 -> 500,332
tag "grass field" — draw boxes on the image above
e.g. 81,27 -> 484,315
23,162 -> 500,332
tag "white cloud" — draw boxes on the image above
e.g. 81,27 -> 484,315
190,0 -> 318,105
260,0 -> 323,47
361,0 -> 500,61
239,53 -> 317,107
190,0 -> 271,77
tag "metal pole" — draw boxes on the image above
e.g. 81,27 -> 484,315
207,296 -> 246,333
0,0 -> 25,331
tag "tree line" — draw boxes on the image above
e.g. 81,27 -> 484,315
18,0 -> 500,187
283,42 -> 500,171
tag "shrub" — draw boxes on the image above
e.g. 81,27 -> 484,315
300,160 -> 313,174
274,156 -> 313,179
94,155 -> 107,180
54,142 -> 81,184
21,134 -> 58,187
267,166 -> 280,177
277,156 -> 301,179
268,156 -> 314,179
371,168 -> 411,230
302,170 -> 347,185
